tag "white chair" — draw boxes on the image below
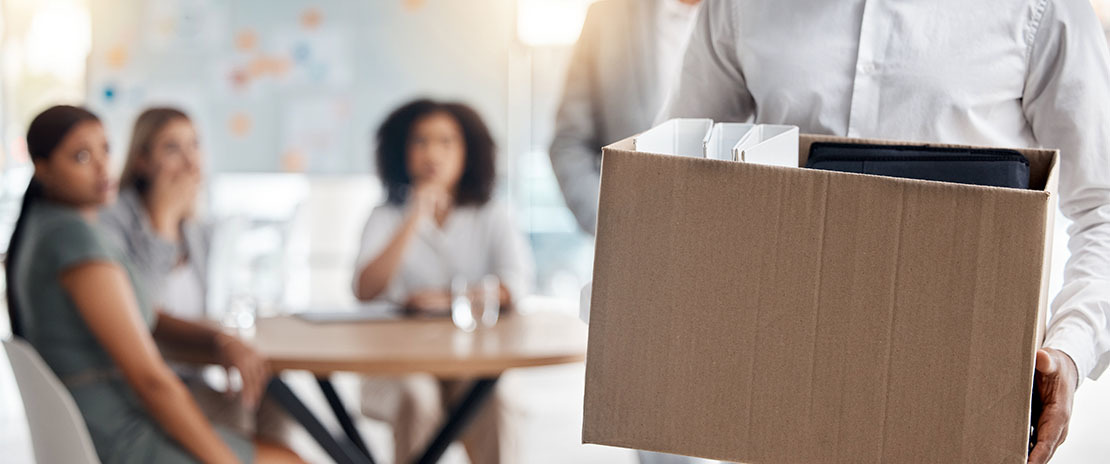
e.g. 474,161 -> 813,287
4,338 -> 100,464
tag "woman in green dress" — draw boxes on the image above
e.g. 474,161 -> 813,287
4,105 -> 303,463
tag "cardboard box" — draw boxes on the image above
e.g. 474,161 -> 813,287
582,133 -> 1059,463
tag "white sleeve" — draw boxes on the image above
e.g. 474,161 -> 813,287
351,206 -> 407,303
487,201 -> 535,304
655,0 -> 754,124
1024,0 -> 1110,381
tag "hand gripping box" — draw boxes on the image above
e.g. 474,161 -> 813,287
583,132 -> 1058,464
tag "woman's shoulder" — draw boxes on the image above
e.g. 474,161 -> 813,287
22,202 -> 115,266
98,187 -> 144,231
28,202 -> 96,237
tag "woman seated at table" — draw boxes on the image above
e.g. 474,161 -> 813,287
5,105 -> 303,463
99,107 -> 293,452
353,98 -> 534,463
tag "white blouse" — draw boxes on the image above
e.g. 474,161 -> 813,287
352,199 -> 535,305
159,263 -> 206,320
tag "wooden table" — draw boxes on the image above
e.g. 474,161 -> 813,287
171,310 -> 587,464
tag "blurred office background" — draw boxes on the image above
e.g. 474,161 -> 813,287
0,0 -> 1109,463
0,0 -> 597,315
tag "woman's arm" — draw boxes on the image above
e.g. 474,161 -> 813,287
152,312 -> 269,407
151,311 -> 220,350
355,186 -> 445,301
354,212 -> 420,301
61,262 -> 240,464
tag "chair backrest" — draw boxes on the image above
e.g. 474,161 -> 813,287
3,338 -> 100,464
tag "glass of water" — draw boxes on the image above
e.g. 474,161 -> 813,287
222,292 -> 257,336
451,277 -> 477,332
477,275 -> 500,328
450,275 -> 501,332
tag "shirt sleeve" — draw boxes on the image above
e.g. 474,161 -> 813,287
352,206 -> 407,302
98,197 -> 180,303
655,0 -> 754,124
1023,0 -> 1110,381
487,202 -> 536,305
548,2 -> 604,235
45,217 -> 115,272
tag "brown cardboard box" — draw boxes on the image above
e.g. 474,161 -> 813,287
582,133 -> 1059,463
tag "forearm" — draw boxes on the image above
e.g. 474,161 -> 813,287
63,263 -> 240,463
356,214 -> 420,301
152,312 -> 222,353
1045,204 -> 1110,381
129,368 -> 240,463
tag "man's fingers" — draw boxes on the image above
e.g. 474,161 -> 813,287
1031,407 -> 1067,464
1029,441 -> 1053,464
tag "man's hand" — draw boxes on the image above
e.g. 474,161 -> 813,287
1029,348 -> 1079,464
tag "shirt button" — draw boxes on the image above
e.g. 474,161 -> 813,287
858,62 -> 877,73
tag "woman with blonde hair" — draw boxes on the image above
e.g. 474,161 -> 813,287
100,107 -> 296,456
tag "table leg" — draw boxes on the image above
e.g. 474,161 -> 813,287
414,377 -> 500,464
316,376 -> 376,462
266,378 -> 370,464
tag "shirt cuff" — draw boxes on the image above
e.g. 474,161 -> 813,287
1043,322 -> 1098,384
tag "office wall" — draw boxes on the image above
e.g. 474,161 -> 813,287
77,0 -> 596,308
87,0 -> 513,175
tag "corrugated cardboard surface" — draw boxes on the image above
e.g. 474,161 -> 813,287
583,135 -> 1058,463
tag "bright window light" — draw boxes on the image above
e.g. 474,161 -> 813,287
25,2 -> 91,79
517,0 -> 595,47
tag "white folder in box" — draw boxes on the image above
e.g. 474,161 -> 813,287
632,118 -> 713,157
703,123 -> 799,166
732,124 -> 799,167
703,123 -> 755,161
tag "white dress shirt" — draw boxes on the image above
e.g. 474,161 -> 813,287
660,0 -> 1110,381
655,0 -> 701,103
352,200 -> 535,305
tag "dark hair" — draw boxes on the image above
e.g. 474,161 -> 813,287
375,99 -> 496,206
6,105 -> 100,337
119,107 -> 190,194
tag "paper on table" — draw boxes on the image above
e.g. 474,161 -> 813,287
293,301 -> 405,323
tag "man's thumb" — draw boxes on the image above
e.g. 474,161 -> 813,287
1035,348 -> 1057,375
